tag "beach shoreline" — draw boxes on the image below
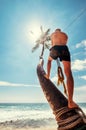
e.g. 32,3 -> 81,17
0,126 -> 57,130
0,124 -> 57,130
0,118 -> 57,130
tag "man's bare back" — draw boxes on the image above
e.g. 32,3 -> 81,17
51,29 -> 68,46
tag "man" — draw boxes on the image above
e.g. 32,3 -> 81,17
45,29 -> 78,108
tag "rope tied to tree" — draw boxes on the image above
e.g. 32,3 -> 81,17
56,58 -> 68,96
54,106 -> 86,130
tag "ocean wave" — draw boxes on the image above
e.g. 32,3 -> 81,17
0,102 -> 85,128
0,118 -> 57,128
0,109 -> 54,122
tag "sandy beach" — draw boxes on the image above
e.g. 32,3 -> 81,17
0,118 -> 57,130
0,126 -> 56,130
0,123 -> 57,130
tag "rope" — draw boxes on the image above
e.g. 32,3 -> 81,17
54,106 -> 85,130
58,118 -> 82,130
75,107 -> 86,123
54,106 -> 68,116
56,58 -> 68,96
58,115 -> 80,125
63,8 -> 86,31
54,106 -> 68,114
55,107 -> 72,120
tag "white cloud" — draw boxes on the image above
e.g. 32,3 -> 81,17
76,40 -> 86,49
74,86 -> 86,103
72,59 -> 86,70
75,85 -> 86,91
0,81 -> 40,87
79,75 -> 86,80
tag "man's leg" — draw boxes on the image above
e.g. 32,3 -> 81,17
62,61 -> 78,108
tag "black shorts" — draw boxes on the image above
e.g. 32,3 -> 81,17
49,45 -> 71,61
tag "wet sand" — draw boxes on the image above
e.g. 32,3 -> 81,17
0,119 -> 57,130
0,126 -> 56,130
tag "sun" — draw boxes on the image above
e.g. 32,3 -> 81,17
27,21 -> 42,43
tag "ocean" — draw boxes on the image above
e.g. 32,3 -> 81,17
0,103 -> 54,122
0,103 -> 86,129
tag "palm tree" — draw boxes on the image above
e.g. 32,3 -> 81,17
31,26 -> 51,58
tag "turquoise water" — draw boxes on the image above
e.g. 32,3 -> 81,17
0,103 -> 53,122
0,103 -> 86,125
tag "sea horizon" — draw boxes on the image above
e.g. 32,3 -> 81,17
0,102 -> 86,103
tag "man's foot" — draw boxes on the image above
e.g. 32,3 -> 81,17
44,74 -> 49,79
68,101 -> 78,109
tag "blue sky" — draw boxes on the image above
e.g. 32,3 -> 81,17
0,0 -> 86,103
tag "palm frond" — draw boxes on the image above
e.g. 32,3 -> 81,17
44,43 -> 50,49
32,43 -> 40,52
31,27 -> 51,54
45,29 -> 50,35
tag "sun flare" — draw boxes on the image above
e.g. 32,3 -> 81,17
27,21 -> 42,43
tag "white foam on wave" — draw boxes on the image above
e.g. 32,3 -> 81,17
0,108 -> 54,122
0,103 -> 85,124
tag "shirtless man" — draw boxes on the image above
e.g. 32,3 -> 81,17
45,29 -> 78,108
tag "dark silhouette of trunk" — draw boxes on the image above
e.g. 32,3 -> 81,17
37,60 -> 86,130
40,44 -> 44,59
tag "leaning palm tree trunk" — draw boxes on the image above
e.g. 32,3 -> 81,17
37,59 -> 86,130
40,44 -> 44,59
